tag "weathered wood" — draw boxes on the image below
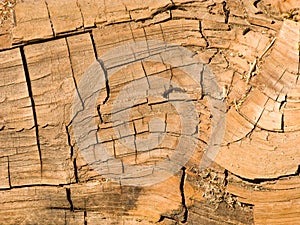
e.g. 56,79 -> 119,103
1,0 -> 300,224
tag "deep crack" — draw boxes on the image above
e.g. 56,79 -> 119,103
180,167 -> 188,223
20,46 -> 43,177
66,188 -> 74,211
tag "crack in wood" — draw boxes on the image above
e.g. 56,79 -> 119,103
44,0 -> 55,36
232,165 -> 300,185
199,21 -> 209,48
253,0 -> 262,8
76,0 -> 85,28
180,167 -> 188,223
96,59 -> 110,105
66,38 -> 84,101
65,125 -> 79,183
66,187 -> 74,211
0,183 -> 64,191
222,1 -> 230,24
7,156 -> 11,188
20,46 -> 43,178
84,209 -> 88,225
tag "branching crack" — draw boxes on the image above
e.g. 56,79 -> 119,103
20,46 -> 43,177
199,21 -> 209,48
222,1 -> 230,24
65,125 -> 79,183
90,31 -> 107,125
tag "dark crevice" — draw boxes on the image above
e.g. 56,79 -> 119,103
66,188 -> 74,211
151,4 -> 178,18
222,1 -> 230,24
199,21 -> 209,48
73,158 -> 79,183
20,46 -> 43,177
134,4 -> 177,23
242,27 -> 251,35
132,123 -> 138,163
96,59 -> 110,105
279,95 -> 287,110
96,105 -> 104,124
65,37 -> 84,110
84,209 -> 88,225
90,32 -> 111,120
281,114 -> 285,131
157,215 -> 177,223
253,0 -> 261,8
208,50 -> 219,64
65,126 -> 73,158
44,0 -> 55,36
5,29 -> 93,52
224,169 -> 228,186
89,31 -> 98,59
232,165 -> 300,185
7,156 -> 11,188
162,85 -> 186,99
48,206 -> 87,211
0,183 -> 66,191
180,167 -> 188,223
65,125 -> 79,183
0,126 -> 4,131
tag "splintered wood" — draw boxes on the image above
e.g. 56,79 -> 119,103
0,0 -> 300,224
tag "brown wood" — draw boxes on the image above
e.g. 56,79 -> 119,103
0,0 -> 300,224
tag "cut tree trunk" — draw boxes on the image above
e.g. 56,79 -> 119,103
0,0 -> 300,224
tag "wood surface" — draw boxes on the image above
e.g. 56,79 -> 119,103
0,0 -> 300,224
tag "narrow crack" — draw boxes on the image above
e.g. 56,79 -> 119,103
281,113 -> 284,131
65,125 -> 79,183
199,21 -> 209,48
92,58 -> 110,124
73,158 -> 79,183
222,1 -> 230,24
66,187 -> 74,211
132,122 -> 138,163
180,167 -> 188,223
20,46 -> 43,177
84,209 -> 88,225
96,59 -> 110,105
224,169 -> 228,187
7,156 -> 11,188
44,0 -> 55,36
89,31 -> 98,59
232,165 -> 300,185
76,0 -> 85,28
65,37 -> 84,110
0,183 -> 65,191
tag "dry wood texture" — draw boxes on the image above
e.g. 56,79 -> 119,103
0,0 -> 300,224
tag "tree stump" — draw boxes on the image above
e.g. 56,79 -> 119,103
0,0 -> 299,224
